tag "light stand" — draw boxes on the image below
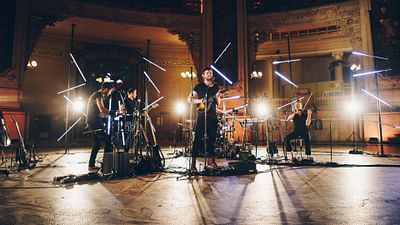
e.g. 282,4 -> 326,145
64,24 -> 76,154
348,74 -> 362,154
188,66 -> 195,172
351,51 -> 390,156
375,72 -> 384,156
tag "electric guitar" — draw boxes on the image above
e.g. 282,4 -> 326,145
0,111 -> 11,147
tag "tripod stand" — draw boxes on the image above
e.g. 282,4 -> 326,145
345,115 -> 363,154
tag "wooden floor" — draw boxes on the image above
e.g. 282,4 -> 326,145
1,146 -> 400,225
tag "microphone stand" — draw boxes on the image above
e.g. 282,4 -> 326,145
203,92 -> 208,170
188,67 -> 194,174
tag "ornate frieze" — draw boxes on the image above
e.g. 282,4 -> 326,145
247,0 -> 362,64
26,14 -> 67,66
32,47 -> 69,58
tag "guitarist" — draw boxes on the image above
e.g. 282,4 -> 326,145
187,67 -> 221,172
85,82 -> 113,171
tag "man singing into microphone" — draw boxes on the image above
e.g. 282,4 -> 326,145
187,67 -> 221,172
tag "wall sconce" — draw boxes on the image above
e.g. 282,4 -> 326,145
250,70 -> 263,79
180,71 -> 196,78
27,60 -> 38,68
350,64 -> 361,71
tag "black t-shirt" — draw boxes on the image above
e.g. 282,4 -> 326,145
105,89 -> 124,111
124,97 -> 137,121
293,111 -> 308,132
194,82 -> 219,116
86,91 -> 103,128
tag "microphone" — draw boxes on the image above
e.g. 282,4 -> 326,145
207,76 -> 215,82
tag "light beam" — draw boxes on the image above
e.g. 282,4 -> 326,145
210,65 -> 233,85
274,71 -> 298,88
57,117 -> 82,141
69,53 -> 87,82
57,83 -> 86,94
272,59 -> 301,65
144,71 -> 161,94
353,69 -> 392,77
352,51 -> 389,60
214,42 -> 232,64
277,97 -> 305,110
143,57 -> 166,72
361,88 -> 395,109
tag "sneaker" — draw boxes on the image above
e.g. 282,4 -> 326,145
88,166 -> 101,172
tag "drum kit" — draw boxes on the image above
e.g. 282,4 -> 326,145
179,91 -> 310,161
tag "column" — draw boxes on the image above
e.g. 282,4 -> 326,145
331,51 -> 344,81
237,0 -> 248,101
201,0 -> 213,70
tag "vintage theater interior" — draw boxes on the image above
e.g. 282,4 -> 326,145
1,0 -> 400,224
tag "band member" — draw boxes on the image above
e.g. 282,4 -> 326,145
187,67 -> 221,172
285,100 -> 312,159
86,82 -> 113,171
106,79 -> 125,115
123,88 -> 138,152
105,79 -> 126,148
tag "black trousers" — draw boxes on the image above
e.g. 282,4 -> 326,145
285,130 -> 311,155
88,120 -> 112,167
192,114 -> 218,157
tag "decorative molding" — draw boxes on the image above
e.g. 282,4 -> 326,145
153,57 -> 192,66
32,47 -> 69,58
167,30 -> 201,72
247,0 -> 362,64
31,0 -> 203,73
0,68 -> 18,89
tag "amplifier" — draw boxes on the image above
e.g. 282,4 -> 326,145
102,152 -> 135,176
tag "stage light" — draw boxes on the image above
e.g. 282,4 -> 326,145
272,59 -> 300,65
143,57 -> 166,71
254,101 -> 269,118
214,42 -> 232,64
353,69 -> 392,77
175,101 -> 186,115
210,65 -> 233,85
144,71 -> 161,94
57,83 -> 86,94
277,97 -> 305,110
69,53 -> 87,82
361,88 -> 395,109
274,71 -> 298,88
221,95 -> 240,101
73,97 -> 85,112
144,96 -> 164,111
345,100 -> 362,115
352,51 -> 389,60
